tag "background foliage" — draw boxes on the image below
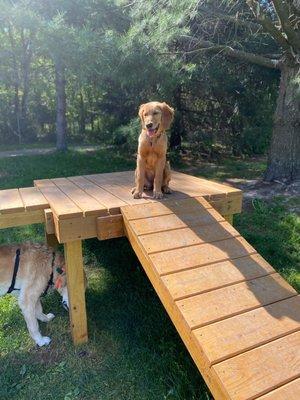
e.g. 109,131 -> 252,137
0,0 -> 279,157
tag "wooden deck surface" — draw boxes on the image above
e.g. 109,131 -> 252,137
29,170 -> 242,219
1,171 -> 299,398
121,197 -> 300,400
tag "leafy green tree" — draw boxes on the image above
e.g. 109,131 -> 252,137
125,0 -> 300,182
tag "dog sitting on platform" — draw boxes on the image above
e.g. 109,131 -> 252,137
132,101 -> 174,199
0,242 -> 68,347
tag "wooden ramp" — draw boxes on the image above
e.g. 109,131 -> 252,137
121,197 -> 300,400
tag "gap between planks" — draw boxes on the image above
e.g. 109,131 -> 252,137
186,292 -> 299,332
209,325 -> 300,368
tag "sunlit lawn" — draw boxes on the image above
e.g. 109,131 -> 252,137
0,147 -> 299,400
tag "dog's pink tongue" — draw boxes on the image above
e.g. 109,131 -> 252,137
147,129 -> 155,137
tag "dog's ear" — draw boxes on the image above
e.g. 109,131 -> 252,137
160,102 -> 174,131
138,104 -> 146,121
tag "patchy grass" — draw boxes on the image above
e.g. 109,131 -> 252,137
0,148 -> 299,400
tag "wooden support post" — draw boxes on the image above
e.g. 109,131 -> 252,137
64,240 -> 88,345
44,209 -> 59,248
224,214 -> 234,225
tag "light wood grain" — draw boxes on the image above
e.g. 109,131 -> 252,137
97,214 -> 124,240
194,295 -> 300,365
68,175 -> 127,214
0,189 -> 24,214
162,254 -> 275,300
129,208 -> 225,236
212,331 -> 300,400
85,174 -> 151,205
150,236 -> 256,275
0,209 -> 44,228
139,221 -> 240,254
34,183 -> 83,219
51,177 -> 108,216
122,211 -> 229,400
256,378 -> 300,400
19,187 -> 49,211
64,240 -> 88,344
177,273 -> 297,329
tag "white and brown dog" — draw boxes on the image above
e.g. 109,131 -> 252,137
0,242 -> 69,346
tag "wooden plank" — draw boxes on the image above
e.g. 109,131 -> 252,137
139,221 -> 240,254
97,214 -> 124,240
121,196 -> 212,221
0,209 -> 44,228
44,208 -> 55,234
85,174 -> 151,205
209,194 -> 242,216
257,378 -> 300,400
122,212 -> 229,400
34,178 -> 56,187
224,214 -> 233,224
129,208 -> 225,236
64,240 -> 88,345
177,273 -> 297,329
150,236 -> 256,275
19,187 -> 49,211
170,175 -> 226,199
0,189 -> 24,214
212,331 -> 300,400
162,254 -> 275,300
172,171 -> 241,195
34,184 -> 83,219
45,232 -> 59,248
194,295 -> 300,365
51,177 -> 108,217
68,175 -> 127,214
44,209 -> 58,248
53,213 -> 98,243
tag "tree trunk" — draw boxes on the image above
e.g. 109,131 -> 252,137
170,86 -> 184,148
264,64 -> 300,182
20,29 -> 33,140
79,91 -> 86,136
55,59 -> 67,151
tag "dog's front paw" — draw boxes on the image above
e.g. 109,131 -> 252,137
46,313 -> 55,321
153,191 -> 163,199
162,186 -> 172,194
133,190 -> 143,199
36,336 -> 51,347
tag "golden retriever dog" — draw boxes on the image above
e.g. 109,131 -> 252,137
132,101 -> 174,199
0,243 -> 68,346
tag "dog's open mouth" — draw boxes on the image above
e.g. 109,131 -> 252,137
146,125 -> 159,137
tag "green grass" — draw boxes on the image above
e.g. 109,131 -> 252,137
0,142 -> 55,152
0,148 -> 299,400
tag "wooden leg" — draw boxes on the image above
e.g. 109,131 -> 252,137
224,214 -> 234,225
45,232 -> 59,248
64,240 -> 88,345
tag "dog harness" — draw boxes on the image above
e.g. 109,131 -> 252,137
7,250 -> 56,295
6,249 -> 21,294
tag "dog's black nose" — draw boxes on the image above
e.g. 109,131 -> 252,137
146,123 -> 153,129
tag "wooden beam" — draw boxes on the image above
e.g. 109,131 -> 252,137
64,240 -> 88,345
224,214 -> 234,224
44,209 -> 55,234
0,209 -> 44,229
97,214 -> 124,240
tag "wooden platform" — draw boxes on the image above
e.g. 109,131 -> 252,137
1,170 -> 299,399
121,197 -> 300,400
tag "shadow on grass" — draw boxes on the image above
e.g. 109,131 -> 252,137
0,236 -> 210,400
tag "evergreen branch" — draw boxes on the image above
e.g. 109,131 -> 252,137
247,0 -> 290,49
162,38 -> 280,69
272,0 -> 300,50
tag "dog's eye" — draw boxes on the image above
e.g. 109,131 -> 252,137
153,111 -> 159,115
